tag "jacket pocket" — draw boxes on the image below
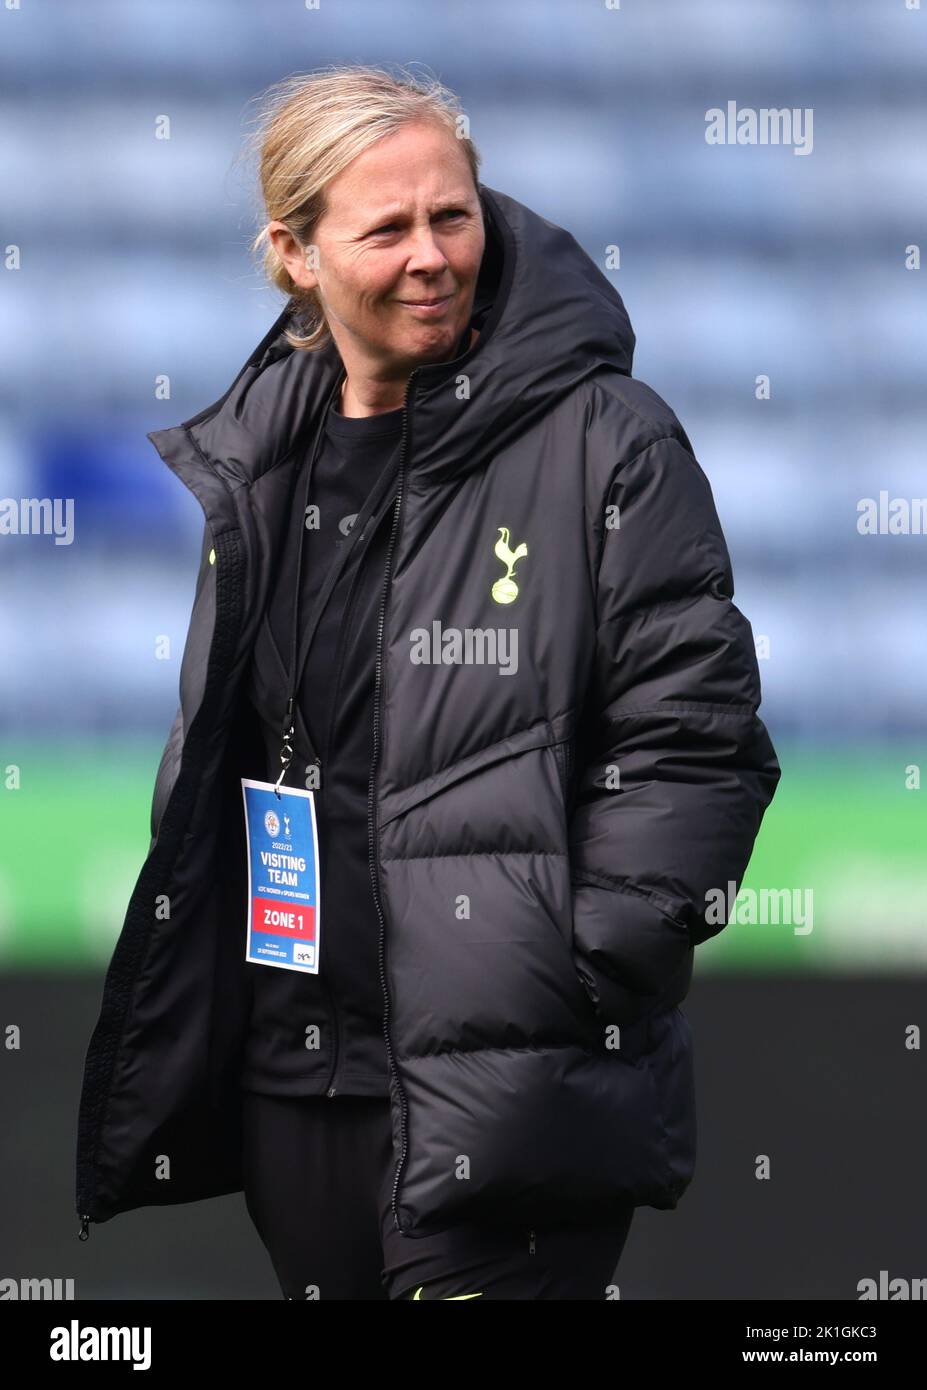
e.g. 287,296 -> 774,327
377,713 -> 575,830
568,871 -> 693,1029
551,736 -> 578,815
552,739 -> 568,800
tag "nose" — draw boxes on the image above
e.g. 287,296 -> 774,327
403,223 -> 449,277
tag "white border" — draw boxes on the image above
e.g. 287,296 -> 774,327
240,777 -> 321,974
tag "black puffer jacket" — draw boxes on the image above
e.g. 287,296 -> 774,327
76,185 -> 780,1241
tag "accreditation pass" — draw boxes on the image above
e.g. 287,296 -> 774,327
241,778 -> 321,973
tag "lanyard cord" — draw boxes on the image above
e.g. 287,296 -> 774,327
275,371 -> 344,796
274,370 -> 404,796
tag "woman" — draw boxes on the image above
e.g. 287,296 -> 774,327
75,65 -> 780,1300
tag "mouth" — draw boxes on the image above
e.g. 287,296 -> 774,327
397,292 -> 454,316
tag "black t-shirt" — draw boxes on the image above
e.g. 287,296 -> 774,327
241,394 -> 404,1097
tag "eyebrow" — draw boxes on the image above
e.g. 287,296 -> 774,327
360,198 -> 473,229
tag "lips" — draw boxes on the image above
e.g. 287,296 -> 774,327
398,293 -> 453,306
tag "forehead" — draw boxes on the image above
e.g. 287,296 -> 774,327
324,123 -> 477,222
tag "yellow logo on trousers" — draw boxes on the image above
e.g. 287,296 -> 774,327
411,1285 -> 483,1300
491,527 -> 528,604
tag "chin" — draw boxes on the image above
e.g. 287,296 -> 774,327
410,324 -> 463,359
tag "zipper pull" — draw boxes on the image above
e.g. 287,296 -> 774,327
78,1214 -> 91,1241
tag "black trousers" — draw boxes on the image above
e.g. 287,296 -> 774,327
241,1091 -> 636,1300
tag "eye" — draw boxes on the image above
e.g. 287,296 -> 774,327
369,209 -> 466,237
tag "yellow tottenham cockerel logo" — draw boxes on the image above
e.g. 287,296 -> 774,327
491,526 -> 528,604
411,1285 -> 483,1300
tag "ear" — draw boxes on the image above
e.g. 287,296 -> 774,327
268,221 -> 320,292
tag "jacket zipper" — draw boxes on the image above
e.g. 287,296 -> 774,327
368,368 -> 419,1234
279,699 -> 336,1095
318,423 -> 398,1100
283,374 -> 343,1097
319,532 -> 369,1100
321,933 -> 341,1097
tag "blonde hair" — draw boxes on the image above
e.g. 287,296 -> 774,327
243,64 -> 482,353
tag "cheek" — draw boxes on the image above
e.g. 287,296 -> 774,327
354,252 -> 399,293
330,255 -> 389,311
457,235 -> 486,280
356,272 -> 402,319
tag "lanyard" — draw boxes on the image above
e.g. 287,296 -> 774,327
274,373 -> 404,795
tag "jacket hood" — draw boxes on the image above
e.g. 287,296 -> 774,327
149,184 -> 636,491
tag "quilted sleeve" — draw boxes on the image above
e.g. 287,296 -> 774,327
568,433 -> 781,1026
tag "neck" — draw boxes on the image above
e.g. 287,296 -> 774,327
338,326 -> 480,419
339,373 -> 406,418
